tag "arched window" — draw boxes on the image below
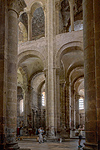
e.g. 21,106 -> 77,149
42,92 -> 46,106
20,99 -> 24,115
79,97 -> 84,110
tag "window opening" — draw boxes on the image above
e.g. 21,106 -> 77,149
20,99 -> 23,115
42,92 -> 46,106
79,97 -> 84,110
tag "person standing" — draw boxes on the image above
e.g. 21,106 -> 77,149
38,127 -> 44,143
78,125 -> 84,148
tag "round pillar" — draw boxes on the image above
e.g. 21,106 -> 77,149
71,86 -> 75,129
60,80 -> 66,129
0,0 -> 7,149
46,0 -> 57,138
65,81 -> 70,138
69,0 -> 74,31
6,1 -> 26,149
83,0 -> 98,149
27,11 -> 32,41
56,68 -> 60,135
94,0 -> 100,148
75,93 -> 80,128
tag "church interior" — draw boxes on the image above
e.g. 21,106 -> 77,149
0,0 -> 100,149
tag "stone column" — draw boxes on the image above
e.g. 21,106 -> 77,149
83,0 -> 98,149
56,68 -> 60,134
38,92 -> 42,128
69,82 -> 71,129
30,87 -> 34,125
23,88 -> 28,126
94,0 -> 100,149
46,0 -> 57,138
55,2 -> 61,35
34,111 -> 37,129
44,69 -> 48,132
26,85 -> 32,128
73,91 -> 76,129
27,11 -> 32,41
0,0 -> 7,149
69,0 -> 74,31
75,93 -> 80,128
65,81 -> 70,138
60,80 -> 66,129
71,86 -> 74,129
6,1 -> 26,149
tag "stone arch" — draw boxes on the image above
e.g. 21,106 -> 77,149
69,67 -> 84,86
59,60 -> 65,80
30,1 -> 44,14
66,65 -> 84,90
18,50 -> 46,68
56,41 -> 83,68
19,12 -> 28,32
74,77 -> 84,91
71,75 -> 84,88
78,81 -> 84,95
31,73 -> 45,109
37,80 -> 45,94
29,71 -> 44,83
31,73 -> 45,91
69,66 -> 84,78
67,61 -> 84,79
18,67 -> 28,92
17,86 -> 23,95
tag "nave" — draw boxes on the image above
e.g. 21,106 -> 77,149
18,139 -> 85,150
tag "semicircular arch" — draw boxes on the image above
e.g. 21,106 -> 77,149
67,61 -> 84,79
18,50 -> 46,68
56,41 -> 83,68
71,75 -> 84,88
30,0 -> 44,14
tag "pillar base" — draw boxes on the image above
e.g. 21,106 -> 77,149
6,142 -> 20,150
83,142 -> 98,150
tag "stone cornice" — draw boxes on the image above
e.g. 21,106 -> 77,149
7,0 -> 26,15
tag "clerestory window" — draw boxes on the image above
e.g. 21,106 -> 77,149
79,97 -> 84,110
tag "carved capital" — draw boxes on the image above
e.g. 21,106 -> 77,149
7,0 -> 26,15
27,10 -> 33,18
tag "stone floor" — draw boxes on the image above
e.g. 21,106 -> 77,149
18,139 -> 85,150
